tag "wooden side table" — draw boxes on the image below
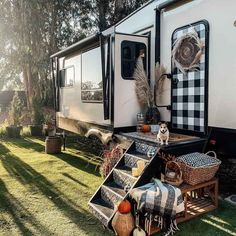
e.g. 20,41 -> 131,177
150,178 -> 219,235
178,178 -> 218,223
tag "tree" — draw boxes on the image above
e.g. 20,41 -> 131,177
0,0 -> 86,110
78,0 -> 149,31
0,0 -> 149,113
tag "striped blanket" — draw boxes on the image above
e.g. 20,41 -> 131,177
130,179 -> 184,235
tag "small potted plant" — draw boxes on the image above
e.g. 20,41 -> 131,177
6,91 -> 24,138
29,97 -> 44,136
43,113 -> 55,136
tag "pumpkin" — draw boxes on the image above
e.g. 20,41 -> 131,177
133,227 -> 146,236
141,124 -> 151,133
118,200 -> 132,214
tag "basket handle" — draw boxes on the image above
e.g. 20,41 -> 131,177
205,151 -> 217,158
165,161 -> 183,180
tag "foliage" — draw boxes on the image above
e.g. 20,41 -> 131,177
8,91 -> 24,126
100,147 -> 123,178
21,126 -> 31,137
0,0 -> 149,110
78,0 -> 148,31
0,125 -> 7,138
31,96 -> 44,125
44,113 -> 54,125
0,0 -> 86,108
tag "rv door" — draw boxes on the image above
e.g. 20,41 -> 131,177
114,33 -> 149,128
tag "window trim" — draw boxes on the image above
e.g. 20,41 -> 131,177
59,65 -> 75,88
81,46 -> 103,103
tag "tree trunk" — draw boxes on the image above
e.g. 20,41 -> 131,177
26,63 -> 34,109
22,65 -> 30,110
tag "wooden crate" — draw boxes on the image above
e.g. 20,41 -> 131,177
150,178 -> 218,235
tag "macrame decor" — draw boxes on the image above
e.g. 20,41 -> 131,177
172,30 -> 204,74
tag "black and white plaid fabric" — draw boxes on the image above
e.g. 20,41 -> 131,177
171,22 -> 208,133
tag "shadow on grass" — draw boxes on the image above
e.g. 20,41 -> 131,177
154,202 -> 236,236
54,152 -> 101,177
0,178 -> 53,235
62,173 -> 89,187
3,137 -> 101,177
0,143 -> 105,235
1,137 -> 45,153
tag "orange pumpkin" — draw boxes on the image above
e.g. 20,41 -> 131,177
141,124 -> 151,133
118,200 -> 132,214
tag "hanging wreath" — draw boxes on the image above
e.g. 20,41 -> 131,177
172,30 -> 204,74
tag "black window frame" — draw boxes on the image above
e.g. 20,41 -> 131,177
121,40 -> 147,80
59,65 -> 75,88
81,46 -> 103,103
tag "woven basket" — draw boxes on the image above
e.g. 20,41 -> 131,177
164,161 -> 183,186
177,151 -> 221,185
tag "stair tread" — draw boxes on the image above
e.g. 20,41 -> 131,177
91,198 -> 114,219
115,166 -> 137,178
126,152 -> 150,161
104,182 -> 127,197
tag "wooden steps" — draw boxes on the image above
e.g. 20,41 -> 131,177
88,132 -> 210,232
88,140 -> 159,228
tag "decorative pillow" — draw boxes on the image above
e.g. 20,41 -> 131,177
177,152 -> 221,168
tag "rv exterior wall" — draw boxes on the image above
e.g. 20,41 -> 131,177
58,47 -> 111,126
117,0 -> 236,130
160,0 -> 236,130
55,0 -> 236,133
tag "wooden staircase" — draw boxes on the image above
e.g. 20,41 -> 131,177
88,139 -> 161,228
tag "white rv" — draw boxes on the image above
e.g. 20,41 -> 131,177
51,0 -> 236,147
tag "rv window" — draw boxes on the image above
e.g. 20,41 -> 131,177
121,41 -> 146,80
60,66 -> 74,87
81,47 -> 103,103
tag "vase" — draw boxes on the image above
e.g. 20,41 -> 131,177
112,212 -> 135,236
45,136 -> 62,154
145,106 -> 160,124
6,126 -> 21,138
29,125 -> 43,136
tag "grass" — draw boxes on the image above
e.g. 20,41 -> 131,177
0,137 -> 235,236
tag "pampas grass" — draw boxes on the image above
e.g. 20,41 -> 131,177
133,57 -> 153,107
155,62 -> 167,97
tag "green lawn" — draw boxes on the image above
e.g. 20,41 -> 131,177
0,137 -> 235,236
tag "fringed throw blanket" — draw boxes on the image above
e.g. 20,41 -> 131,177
130,179 -> 184,236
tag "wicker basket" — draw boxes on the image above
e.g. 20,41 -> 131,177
177,151 -> 221,185
164,161 -> 183,186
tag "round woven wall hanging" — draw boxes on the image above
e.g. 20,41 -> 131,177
172,30 -> 204,74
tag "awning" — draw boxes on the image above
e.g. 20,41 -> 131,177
50,33 -> 100,58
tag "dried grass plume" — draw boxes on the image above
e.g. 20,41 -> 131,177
133,57 -> 153,107
155,62 -> 167,97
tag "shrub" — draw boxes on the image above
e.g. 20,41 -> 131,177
0,125 -> 7,138
9,91 -> 24,126
100,147 -> 123,178
32,97 -> 44,125
21,126 -> 31,137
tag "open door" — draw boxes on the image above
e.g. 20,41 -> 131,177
114,33 -> 149,128
171,21 -> 209,136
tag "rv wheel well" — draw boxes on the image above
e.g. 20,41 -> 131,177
85,128 -> 113,145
